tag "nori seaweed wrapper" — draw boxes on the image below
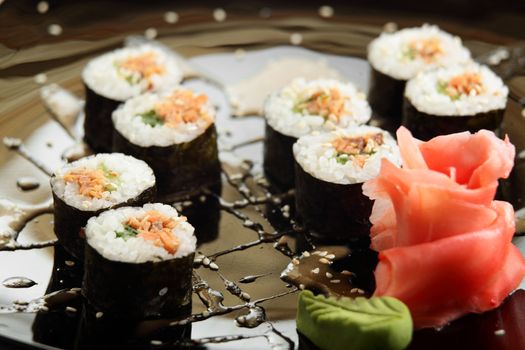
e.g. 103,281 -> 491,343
52,180 -> 156,260
178,190 -> 221,245
83,83 -> 123,153
82,243 -> 194,321
294,161 -> 372,243
75,300 -> 192,350
368,66 -> 406,126
402,97 -> 505,141
263,121 -> 297,192
32,245 -> 83,349
112,124 -> 221,203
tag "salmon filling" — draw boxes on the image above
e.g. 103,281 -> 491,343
117,52 -> 165,87
63,165 -> 119,199
294,88 -> 349,122
118,210 -> 183,254
403,37 -> 443,62
332,133 -> 384,166
438,72 -> 484,100
139,89 -> 212,128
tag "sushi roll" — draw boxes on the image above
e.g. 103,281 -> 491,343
112,87 -> 221,202
368,24 -> 471,125
403,62 -> 508,140
82,43 -> 183,152
82,203 -> 196,320
293,126 -> 400,242
50,153 -> 156,260
264,78 -> 371,191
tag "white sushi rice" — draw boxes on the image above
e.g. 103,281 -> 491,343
293,126 -> 401,185
405,62 -> 508,116
51,153 -> 155,211
368,24 -> 471,81
82,43 -> 183,101
85,203 -> 196,263
264,78 -> 371,138
112,87 -> 215,147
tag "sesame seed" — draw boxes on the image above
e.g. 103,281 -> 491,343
65,260 -> 75,267
96,311 -> 104,318
209,262 -> 219,271
330,280 -> 341,284
318,5 -> 334,18
299,284 -> 305,290
311,268 -> 320,274
47,24 -> 63,36
292,258 -> 300,265
290,33 -> 303,46
383,22 -> 398,33
34,73 -> 47,84
325,254 -> 335,260
213,8 -> 227,22
65,306 -> 77,313
325,272 -> 333,278
164,11 -> 179,24
150,340 -> 163,345
37,1 -> 49,14
302,251 -> 311,257
494,329 -> 506,336
159,287 -> 168,296
144,28 -> 158,39
318,251 -> 328,257
319,258 -> 331,264
234,48 -> 246,60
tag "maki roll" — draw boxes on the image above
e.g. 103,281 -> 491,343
264,78 -> 371,191
293,126 -> 400,242
368,24 -> 471,125
50,153 -> 156,259
82,43 -> 182,152
82,203 -> 196,320
403,62 -> 508,140
112,87 -> 221,202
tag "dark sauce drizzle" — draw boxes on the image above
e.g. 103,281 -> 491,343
0,78 -> 366,350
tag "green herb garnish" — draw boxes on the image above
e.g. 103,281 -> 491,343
336,154 -> 350,165
97,163 -> 120,192
401,46 -> 416,61
140,110 -> 165,127
436,80 -> 460,100
115,224 -> 139,240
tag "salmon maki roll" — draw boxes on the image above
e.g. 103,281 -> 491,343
82,203 -> 196,320
264,78 -> 371,191
293,126 -> 400,242
82,43 -> 183,152
403,62 -> 508,140
112,87 -> 221,202
50,153 -> 156,260
368,24 -> 471,126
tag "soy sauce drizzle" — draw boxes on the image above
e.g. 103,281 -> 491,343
2,137 -> 54,176
0,198 -> 54,251
0,288 -> 81,314
2,277 -> 37,289
222,136 -> 264,151
239,273 -> 271,284
16,177 -> 40,191
235,305 -> 266,328
1,77 -> 338,350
